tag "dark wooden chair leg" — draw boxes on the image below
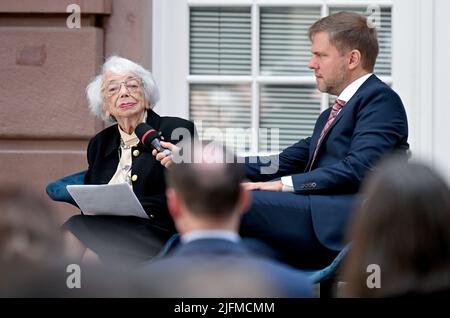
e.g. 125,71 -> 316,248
319,278 -> 337,298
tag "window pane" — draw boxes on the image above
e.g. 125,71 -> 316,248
260,7 -> 321,76
190,84 -> 252,152
329,6 -> 392,76
260,85 -> 321,151
190,7 -> 251,75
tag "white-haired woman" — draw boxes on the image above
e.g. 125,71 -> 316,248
64,56 -> 195,265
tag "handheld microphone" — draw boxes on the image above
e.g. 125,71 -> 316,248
135,123 -> 172,156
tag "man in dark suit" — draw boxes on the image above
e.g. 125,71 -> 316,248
239,12 -> 409,268
142,143 -> 313,297
154,12 -> 408,270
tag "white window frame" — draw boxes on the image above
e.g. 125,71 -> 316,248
153,0 -> 429,157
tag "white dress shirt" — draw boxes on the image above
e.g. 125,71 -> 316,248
181,230 -> 240,244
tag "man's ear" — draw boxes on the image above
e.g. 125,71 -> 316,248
166,188 -> 181,220
237,184 -> 251,216
348,49 -> 362,70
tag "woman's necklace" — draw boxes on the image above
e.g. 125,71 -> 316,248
120,137 -> 133,150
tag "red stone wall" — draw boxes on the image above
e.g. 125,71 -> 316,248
0,0 -> 153,223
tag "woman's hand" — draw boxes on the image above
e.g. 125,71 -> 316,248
152,141 -> 179,169
241,181 -> 283,192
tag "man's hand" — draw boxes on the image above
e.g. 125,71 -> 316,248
152,141 -> 179,169
242,180 -> 283,192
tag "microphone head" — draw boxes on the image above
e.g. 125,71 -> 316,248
135,122 -> 152,139
135,122 -> 160,146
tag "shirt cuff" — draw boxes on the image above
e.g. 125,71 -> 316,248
281,176 -> 294,192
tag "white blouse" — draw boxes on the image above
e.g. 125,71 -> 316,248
108,113 -> 147,186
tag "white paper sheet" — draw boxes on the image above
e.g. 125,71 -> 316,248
66,183 -> 149,219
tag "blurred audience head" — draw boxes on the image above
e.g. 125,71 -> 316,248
342,157 -> 450,297
165,142 -> 249,233
143,263 -> 288,298
0,186 -> 66,296
0,186 -> 64,264
0,186 -> 150,297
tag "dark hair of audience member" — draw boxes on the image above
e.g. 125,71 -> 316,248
166,143 -> 246,220
342,157 -> 450,297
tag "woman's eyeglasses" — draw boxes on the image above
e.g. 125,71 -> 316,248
103,78 -> 142,97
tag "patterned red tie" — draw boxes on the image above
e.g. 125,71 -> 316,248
309,99 -> 346,171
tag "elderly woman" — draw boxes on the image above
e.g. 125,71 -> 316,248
64,56 -> 195,265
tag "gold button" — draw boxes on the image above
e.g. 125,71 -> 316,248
150,214 -> 155,219
131,174 -> 138,182
133,149 -> 140,157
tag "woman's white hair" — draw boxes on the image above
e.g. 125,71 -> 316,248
86,55 -> 160,123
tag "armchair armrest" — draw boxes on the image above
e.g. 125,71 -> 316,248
46,170 -> 87,207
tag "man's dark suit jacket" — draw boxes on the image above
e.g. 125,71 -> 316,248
84,109 -> 195,232
245,74 -> 409,251
141,238 -> 314,297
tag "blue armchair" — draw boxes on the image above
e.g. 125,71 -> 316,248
46,170 -> 87,207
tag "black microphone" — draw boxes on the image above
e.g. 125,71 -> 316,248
135,123 -> 172,155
